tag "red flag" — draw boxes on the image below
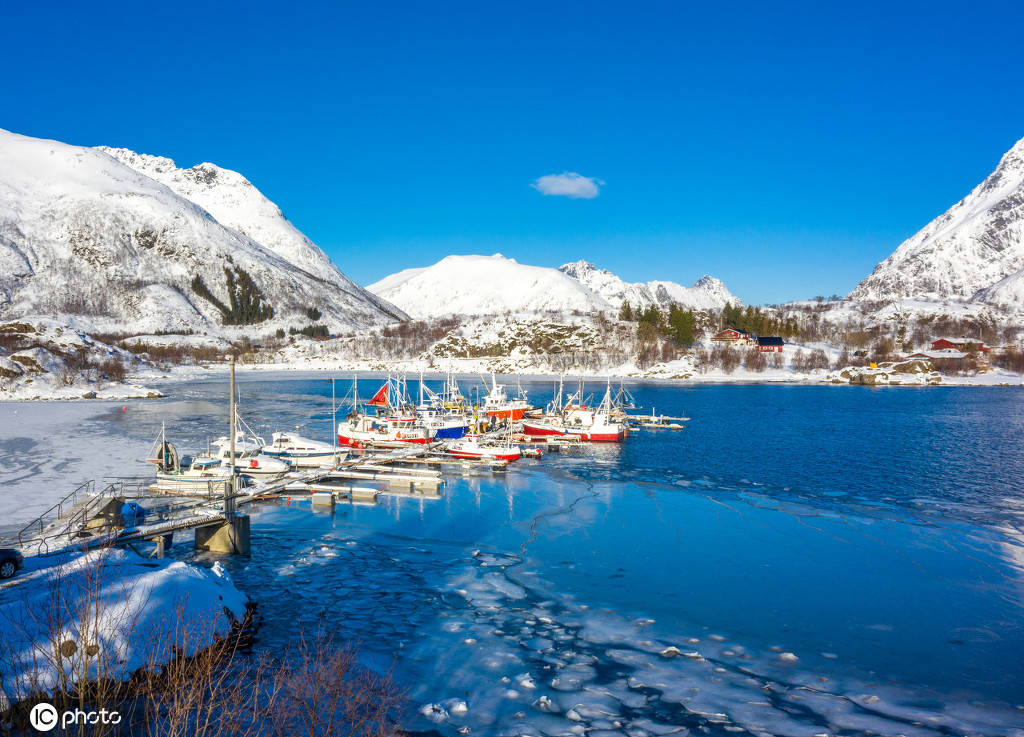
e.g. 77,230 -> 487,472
367,382 -> 389,406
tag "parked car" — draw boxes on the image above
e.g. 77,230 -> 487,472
0,548 -> 25,579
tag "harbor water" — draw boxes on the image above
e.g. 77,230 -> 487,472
5,375 -> 1024,735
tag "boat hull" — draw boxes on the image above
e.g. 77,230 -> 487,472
447,449 -> 521,461
262,449 -> 342,467
522,421 -> 626,443
338,433 -> 431,448
432,425 -> 469,440
486,407 -> 527,421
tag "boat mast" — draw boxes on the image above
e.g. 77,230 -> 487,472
226,355 -> 236,517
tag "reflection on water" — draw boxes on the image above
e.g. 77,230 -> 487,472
104,375 -> 1024,733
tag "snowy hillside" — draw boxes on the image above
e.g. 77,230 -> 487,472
0,129 -> 401,337
98,147 -> 398,317
366,254 -> 612,319
850,136 -> 1024,303
560,260 -> 742,310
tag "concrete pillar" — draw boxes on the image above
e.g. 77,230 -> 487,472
85,497 -> 126,531
194,515 -> 250,555
152,533 -> 173,558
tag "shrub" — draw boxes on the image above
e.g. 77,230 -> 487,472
744,348 -> 767,372
99,357 -> 127,382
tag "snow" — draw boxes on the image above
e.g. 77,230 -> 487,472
366,254 -> 613,319
99,147 -> 401,319
0,548 -> 247,708
0,318 -> 163,400
0,128 -> 401,338
850,135 -> 1024,304
560,260 -> 743,311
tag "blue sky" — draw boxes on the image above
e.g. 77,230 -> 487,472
4,1 -> 1023,304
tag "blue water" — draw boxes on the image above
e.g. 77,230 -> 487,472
115,376 -> 1024,735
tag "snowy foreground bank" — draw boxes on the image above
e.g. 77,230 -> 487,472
0,548 -> 247,709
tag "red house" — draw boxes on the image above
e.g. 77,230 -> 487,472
711,329 -> 752,345
931,338 -> 990,353
756,336 -> 784,352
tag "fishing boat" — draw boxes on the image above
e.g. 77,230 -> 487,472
523,379 -> 629,443
338,377 -> 434,448
337,414 -> 432,448
262,431 -> 347,467
481,374 -> 533,420
444,437 -> 522,461
416,405 -> 470,439
414,372 -> 470,439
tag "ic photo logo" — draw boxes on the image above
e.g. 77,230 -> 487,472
28,703 -> 58,731
28,702 -> 121,732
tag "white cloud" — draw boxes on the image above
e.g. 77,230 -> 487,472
531,172 -> 603,199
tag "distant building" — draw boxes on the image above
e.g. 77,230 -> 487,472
931,338 -> 990,353
710,328 -> 752,345
756,336 -> 784,352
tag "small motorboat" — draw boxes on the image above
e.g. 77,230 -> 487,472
262,431 -> 347,467
148,431 -> 234,494
207,436 -> 291,479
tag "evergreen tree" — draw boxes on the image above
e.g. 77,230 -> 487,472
619,302 -> 633,321
667,305 -> 696,345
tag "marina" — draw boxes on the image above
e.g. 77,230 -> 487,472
2,366 -> 660,570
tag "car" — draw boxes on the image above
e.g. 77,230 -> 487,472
0,548 -> 24,579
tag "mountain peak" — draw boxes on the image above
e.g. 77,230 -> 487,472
367,254 -> 610,319
850,135 -> 1024,303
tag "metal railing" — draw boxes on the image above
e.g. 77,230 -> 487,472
16,480 -> 95,547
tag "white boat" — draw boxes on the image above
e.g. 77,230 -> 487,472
206,435 -> 291,479
153,457 -> 234,494
147,428 -> 233,494
262,431 -> 347,467
445,437 -> 522,461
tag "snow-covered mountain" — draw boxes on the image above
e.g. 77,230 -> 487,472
367,254 -> 741,319
0,129 -> 401,336
850,136 -> 1024,303
559,260 -> 742,310
366,254 -> 611,319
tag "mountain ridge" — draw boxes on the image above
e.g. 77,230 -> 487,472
559,260 -> 742,311
0,129 -> 403,337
